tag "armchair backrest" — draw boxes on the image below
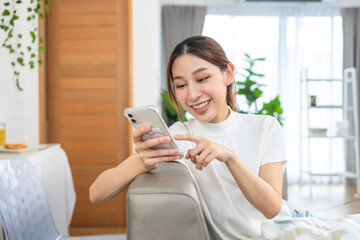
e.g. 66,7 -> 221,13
0,158 -> 60,240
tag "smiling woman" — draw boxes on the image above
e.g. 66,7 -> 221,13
171,54 -> 233,123
90,35 -> 293,240
167,36 -> 237,123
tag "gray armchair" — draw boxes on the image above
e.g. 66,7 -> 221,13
126,161 -> 288,240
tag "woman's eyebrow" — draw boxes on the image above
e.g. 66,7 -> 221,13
193,67 -> 208,75
173,67 -> 208,81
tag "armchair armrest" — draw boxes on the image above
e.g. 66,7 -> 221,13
126,161 -> 210,240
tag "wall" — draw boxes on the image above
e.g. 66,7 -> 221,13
132,0 -> 162,108
0,2 -> 39,146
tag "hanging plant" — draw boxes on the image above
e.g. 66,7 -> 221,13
0,0 -> 51,90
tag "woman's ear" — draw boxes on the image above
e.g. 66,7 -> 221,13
224,63 -> 235,86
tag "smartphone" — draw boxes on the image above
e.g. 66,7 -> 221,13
124,105 -> 184,159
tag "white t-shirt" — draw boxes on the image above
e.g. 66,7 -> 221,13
169,109 -> 291,240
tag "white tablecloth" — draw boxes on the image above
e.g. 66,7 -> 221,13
0,144 -> 76,239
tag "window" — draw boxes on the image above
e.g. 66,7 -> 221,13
203,8 -> 343,183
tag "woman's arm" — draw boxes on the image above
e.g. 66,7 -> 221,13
174,134 -> 283,219
89,152 -> 146,203
90,124 -> 181,203
225,157 -> 283,219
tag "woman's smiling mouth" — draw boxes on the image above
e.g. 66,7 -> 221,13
191,100 -> 211,112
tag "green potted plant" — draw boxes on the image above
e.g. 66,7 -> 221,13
236,53 -> 284,125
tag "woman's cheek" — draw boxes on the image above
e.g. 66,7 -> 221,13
175,91 -> 187,107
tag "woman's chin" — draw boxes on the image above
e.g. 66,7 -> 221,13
190,111 -> 215,123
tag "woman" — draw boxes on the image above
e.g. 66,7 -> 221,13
90,35 -> 291,239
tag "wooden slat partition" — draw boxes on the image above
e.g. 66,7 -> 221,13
47,0 -> 131,229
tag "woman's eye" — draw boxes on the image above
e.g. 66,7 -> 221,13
175,84 -> 186,89
197,76 -> 209,83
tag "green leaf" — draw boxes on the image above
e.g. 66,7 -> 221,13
39,37 -> 43,43
9,48 -> 14,53
237,89 -> 247,95
13,15 -> 19,20
28,8 -> 32,12
39,13 -> 44,18
30,31 -> 36,43
18,34 -> 22,38
257,96 -> 284,125
17,43 -> 21,48
4,2 -> 10,6
11,61 -> 15,66
16,0 -> 22,4
39,46 -> 45,52
38,59 -> 43,65
27,46 -> 32,51
17,57 -> 24,66
27,16 -> 31,21
29,60 -> 34,69
2,10 -> 10,16
253,88 -> 263,98
45,0 -> 51,14
31,53 -> 36,58
161,90 -> 177,116
7,29 -> 13,37
252,73 -> 265,77
0,25 -> 9,31
16,77 -> 23,91
235,81 -> 245,86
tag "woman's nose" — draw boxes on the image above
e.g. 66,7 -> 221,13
188,83 -> 201,101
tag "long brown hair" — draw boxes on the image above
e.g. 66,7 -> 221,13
166,35 -> 237,121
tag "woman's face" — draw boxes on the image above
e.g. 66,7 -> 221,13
172,54 -> 233,123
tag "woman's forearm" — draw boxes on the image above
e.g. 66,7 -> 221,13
225,155 -> 283,219
89,152 -> 146,203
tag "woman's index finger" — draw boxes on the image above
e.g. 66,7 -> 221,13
174,134 -> 200,143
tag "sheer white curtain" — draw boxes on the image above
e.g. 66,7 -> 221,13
203,7 -> 343,183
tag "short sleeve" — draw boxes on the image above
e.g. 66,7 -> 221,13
260,117 -> 287,166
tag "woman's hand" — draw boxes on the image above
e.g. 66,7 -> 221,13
174,134 -> 236,170
133,124 -> 180,171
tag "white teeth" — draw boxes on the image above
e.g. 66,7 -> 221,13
192,101 -> 209,109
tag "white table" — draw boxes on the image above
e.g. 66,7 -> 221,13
0,144 -> 76,239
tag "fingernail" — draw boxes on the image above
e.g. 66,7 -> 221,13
174,149 -> 179,154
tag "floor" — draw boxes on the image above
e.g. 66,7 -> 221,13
69,227 -> 126,237
287,183 -> 360,218
69,183 -> 360,236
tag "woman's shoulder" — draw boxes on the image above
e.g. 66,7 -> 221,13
234,111 -> 278,125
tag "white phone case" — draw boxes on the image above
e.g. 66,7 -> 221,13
124,105 -> 183,159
